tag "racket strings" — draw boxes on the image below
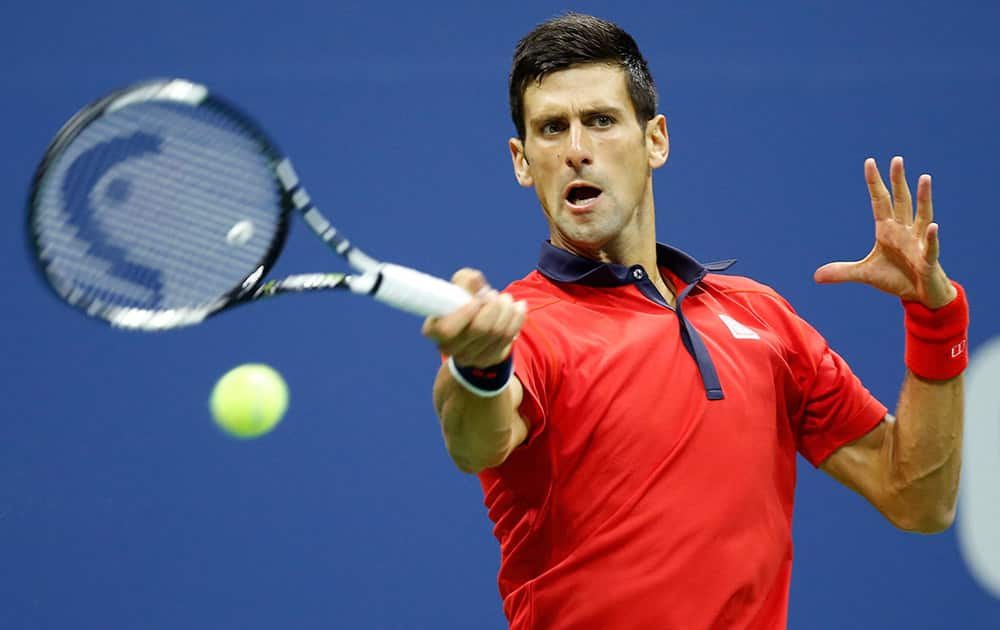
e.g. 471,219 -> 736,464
32,99 -> 286,318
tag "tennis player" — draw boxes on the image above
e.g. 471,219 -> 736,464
423,13 -> 967,629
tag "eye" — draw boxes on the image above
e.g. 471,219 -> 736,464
540,121 -> 565,135
591,114 -> 614,127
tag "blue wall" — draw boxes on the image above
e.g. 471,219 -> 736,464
2,1 -> 998,628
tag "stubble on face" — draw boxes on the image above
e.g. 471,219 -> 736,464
515,64 -> 660,262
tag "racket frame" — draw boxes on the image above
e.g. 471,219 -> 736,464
27,78 -> 469,331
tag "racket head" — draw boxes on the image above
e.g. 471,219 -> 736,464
27,78 -> 293,331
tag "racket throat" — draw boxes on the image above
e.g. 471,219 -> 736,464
276,159 -> 380,275
345,269 -> 383,296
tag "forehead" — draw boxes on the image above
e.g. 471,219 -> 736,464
522,64 -> 635,119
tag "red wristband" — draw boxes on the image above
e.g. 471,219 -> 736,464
903,281 -> 969,380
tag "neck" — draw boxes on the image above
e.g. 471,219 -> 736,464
550,236 -> 676,305
548,187 -> 675,302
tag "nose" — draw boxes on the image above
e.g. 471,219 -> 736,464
564,122 -> 592,170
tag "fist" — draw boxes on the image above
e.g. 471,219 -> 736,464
421,268 -> 527,368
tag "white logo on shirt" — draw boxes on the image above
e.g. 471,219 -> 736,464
718,314 -> 760,339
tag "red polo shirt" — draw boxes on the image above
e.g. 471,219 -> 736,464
479,242 -> 887,629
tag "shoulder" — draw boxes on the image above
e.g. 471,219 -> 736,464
700,272 -> 797,314
697,272 -> 825,348
501,272 -> 576,370
701,272 -> 781,297
502,270 -> 564,314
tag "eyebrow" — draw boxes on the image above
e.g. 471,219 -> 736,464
527,105 -> 628,127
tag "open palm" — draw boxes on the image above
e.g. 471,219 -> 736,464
814,157 -> 956,309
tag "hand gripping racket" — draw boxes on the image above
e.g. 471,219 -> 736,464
27,78 -> 471,331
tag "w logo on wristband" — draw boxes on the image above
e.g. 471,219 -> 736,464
952,340 -> 968,358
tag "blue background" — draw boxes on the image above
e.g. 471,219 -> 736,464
2,1 -> 998,628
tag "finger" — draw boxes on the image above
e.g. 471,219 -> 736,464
443,321 -> 506,364
488,301 -> 528,363
924,222 -> 940,265
421,293 -> 485,344
505,300 -> 528,341
463,295 -> 526,366
458,292 -> 516,361
492,296 -> 528,354
913,174 -> 934,236
451,268 -> 490,295
449,298 -> 527,366
865,158 -> 893,222
487,293 -> 519,340
889,156 -> 913,225
814,261 -> 863,284
449,335 -> 501,365
424,267 -> 492,347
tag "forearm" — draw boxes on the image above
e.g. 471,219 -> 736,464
433,363 -> 525,474
883,371 -> 963,532
878,278 -> 968,531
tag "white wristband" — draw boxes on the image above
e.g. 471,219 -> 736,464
447,356 -> 513,398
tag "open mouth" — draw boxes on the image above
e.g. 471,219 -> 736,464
565,183 -> 603,207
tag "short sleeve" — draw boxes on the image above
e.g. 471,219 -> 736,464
796,344 -> 888,466
510,315 -> 555,447
746,290 -> 888,467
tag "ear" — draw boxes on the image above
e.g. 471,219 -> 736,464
509,137 -> 534,187
646,114 -> 669,169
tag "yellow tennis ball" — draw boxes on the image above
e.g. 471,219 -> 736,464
209,363 -> 289,439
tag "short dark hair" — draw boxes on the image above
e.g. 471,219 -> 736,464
508,13 -> 659,140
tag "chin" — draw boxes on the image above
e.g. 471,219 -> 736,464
560,228 -> 614,251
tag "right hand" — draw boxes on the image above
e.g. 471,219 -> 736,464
422,268 -> 527,368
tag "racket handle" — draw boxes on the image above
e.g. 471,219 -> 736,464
373,263 -> 471,317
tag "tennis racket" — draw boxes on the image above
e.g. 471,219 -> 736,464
27,78 -> 471,331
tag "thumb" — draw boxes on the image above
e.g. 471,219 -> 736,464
450,268 -> 490,295
813,261 -> 862,285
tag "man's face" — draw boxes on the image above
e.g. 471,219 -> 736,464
509,64 -> 668,255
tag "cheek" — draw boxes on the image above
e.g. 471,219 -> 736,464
618,148 -> 651,188
530,163 -> 561,195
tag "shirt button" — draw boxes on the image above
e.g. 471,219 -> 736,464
632,268 -> 644,280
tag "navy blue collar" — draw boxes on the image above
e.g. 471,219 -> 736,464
536,241 -> 736,288
534,241 -> 735,401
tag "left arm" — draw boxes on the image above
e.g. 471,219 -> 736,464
814,156 -> 967,533
820,374 -> 962,533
